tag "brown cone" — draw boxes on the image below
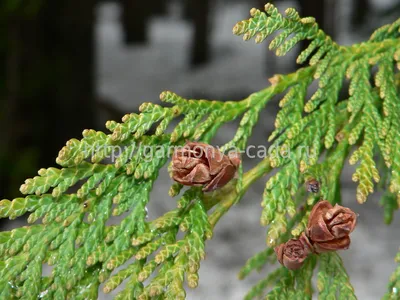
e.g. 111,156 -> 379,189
306,200 -> 357,253
171,142 -> 240,192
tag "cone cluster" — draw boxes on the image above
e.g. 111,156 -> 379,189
275,200 -> 357,270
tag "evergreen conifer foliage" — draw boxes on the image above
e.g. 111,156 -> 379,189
1,3 -> 400,299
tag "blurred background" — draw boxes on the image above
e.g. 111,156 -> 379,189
1,0 -> 400,299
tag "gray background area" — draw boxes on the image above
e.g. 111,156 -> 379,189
96,1 -> 399,299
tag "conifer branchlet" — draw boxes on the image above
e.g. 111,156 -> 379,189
1,3 -> 400,299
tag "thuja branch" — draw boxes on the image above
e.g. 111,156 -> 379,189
1,2 -> 400,299
207,157 -> 272,228
0,66 -> 317,299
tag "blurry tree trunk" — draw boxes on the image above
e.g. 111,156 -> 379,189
351,0 -> 369,28
153,0 -> 167,16
0,15 -> 21,198
0,0 -> 96,199
256,0 -> 268,10
121,0 -> 151,44
300,0 -> 325,27
186,0 -> 211,67
301,0 -> 335,37
183,0 -> 193,21
324,0 -> 336,38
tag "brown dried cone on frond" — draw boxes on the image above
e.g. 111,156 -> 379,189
275,232 -> 313,270
306,200 -> 357,253
171,142 -> 241,192
275,200 -> 357,270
